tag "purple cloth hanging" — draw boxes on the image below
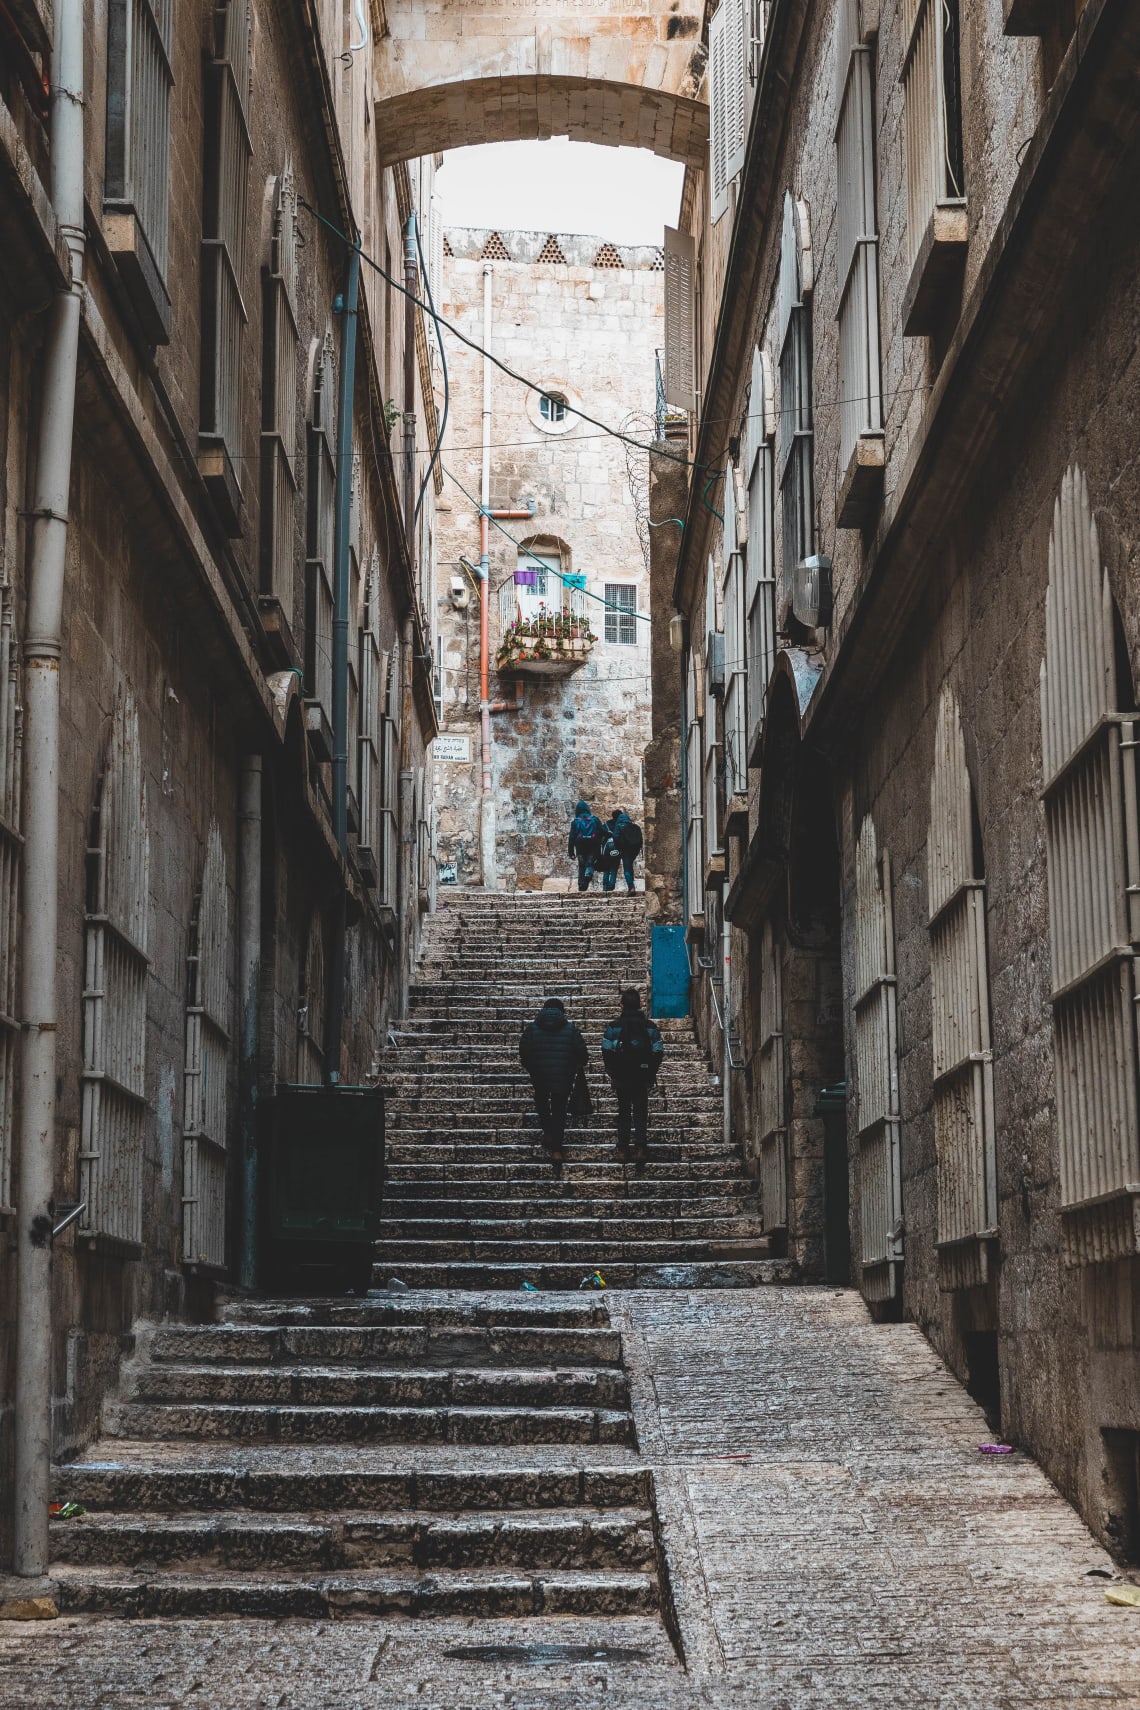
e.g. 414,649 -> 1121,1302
514,569 -> 538,586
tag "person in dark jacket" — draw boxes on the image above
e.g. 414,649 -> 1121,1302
601,988 -> 664,1168
519,997 -> 588,1170
600,808 -> 640,894
568,799 -> 604,892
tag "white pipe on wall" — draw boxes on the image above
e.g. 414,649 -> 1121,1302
13,0 -> 87,1578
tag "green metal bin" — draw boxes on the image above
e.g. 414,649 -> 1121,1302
261,1084 -> 385,1293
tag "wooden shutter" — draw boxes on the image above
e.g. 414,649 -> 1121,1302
663,227 -> 696,413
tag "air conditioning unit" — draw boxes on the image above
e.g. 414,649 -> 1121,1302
706,631 -> 726,697
792,555 -> 833,629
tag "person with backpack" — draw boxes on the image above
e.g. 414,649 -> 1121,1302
601,988 -> 665,1169
567,799 -> 604,892
600,807 -> 642,894
519,997 -> 588,1173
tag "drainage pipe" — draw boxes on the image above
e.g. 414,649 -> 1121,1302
237,755 -> 262,1289
402,213 -> 417,550
13,0 -> 85,1578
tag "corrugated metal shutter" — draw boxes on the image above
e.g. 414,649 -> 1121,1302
663,226 -> 696,413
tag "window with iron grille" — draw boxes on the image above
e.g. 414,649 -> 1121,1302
604,584 -> 637,646
757,918 -> 786,1233
685,651 -> 705,923
777,193 -> 815,573
296,911 -> 326,1086
200,0 -> 252,484
901,0 -> 965,274
0,586 -> 21,1215
928,686 -> 996,1289
1041,465 -> 1140,1266
357,553 -> 382,878
721,469 -> 748,801
104,0 -> 174,340
853,814 -> 902,1301
835,0 -> 883,474
745,345 -> 776,760
260,166 -> 300,621
80,687 -> 151,1250
378,644 -> 400,912
183,821 -> 230,1268
305,332 -> 336,722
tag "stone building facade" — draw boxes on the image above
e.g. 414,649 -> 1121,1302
651,0 -> 1140,1557
0,0 -> 439,1563
433,229 -> 662,893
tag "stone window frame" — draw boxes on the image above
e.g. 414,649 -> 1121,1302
103,0 -> 174,343
1041,464 -> 1140,1266
834,0 -> 885,526
777,192 -> 815,579
79,685 -> 151,1252
603,583 -> 638,647
526,381 -> 583,438
927,684 -> 997,1290
182,821 -> 230,1269
852,812 -> 903,1302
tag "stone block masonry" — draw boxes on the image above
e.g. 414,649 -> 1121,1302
434,229 -> 664,893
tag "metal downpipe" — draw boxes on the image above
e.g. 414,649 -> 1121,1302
13,0 -> 85,1578
237,756 -> 262,1290
478,264 -> 495,886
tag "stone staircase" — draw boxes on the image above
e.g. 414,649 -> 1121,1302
48,1293 -> 661,1620
377,891 -> 785,1289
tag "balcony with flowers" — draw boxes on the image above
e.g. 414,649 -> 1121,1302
496,603 -> 597,676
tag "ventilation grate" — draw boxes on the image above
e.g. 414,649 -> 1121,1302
649,247 -> 665,271
593,242 -> 624,269
536,234 -> 568,264
481,231 -> 511,260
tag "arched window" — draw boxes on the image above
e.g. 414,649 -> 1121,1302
296,911 -> 326,1085
0,586 -> 21,1213
80,687 -> 151,1247
200,0 -> 252,524
777,192 -> 814,574
853,813 -> 902,1300
745,344 -> 776,758
539,393 -> 567,424
260,164 -> 299,625
183,821 -> 230,1266
1041,465 -> 1140,1265
757,918 -> 786,1235
928,686 -> 996,1287
305,329 -> 336,741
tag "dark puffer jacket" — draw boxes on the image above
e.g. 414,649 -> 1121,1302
519,1001 -> 588,1091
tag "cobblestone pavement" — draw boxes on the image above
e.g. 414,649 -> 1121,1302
3,1287 -> 1139,1708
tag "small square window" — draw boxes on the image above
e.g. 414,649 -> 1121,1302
604,584 -> 637,645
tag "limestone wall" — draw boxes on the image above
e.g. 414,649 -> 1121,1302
433,231 -> 664,892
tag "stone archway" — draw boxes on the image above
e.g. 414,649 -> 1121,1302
373,0 -> 708,166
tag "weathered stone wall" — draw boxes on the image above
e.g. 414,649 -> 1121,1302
433,230 -> 663,893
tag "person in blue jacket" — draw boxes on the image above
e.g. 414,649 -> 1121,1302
567,799 -> 604,892
600,807 -> 642,894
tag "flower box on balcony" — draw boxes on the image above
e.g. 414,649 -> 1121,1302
496,618 -> 596,677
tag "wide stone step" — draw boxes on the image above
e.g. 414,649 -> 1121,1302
215,1293 -> 614,1328
52,1459 -> 652,1514
52,1564 -> 658,1620
384,1141 -> 732,1162
128,1364 -> 631,1411
104,1399 -> 634,1447
146,1323 -> 624,1369
374,1238 -> 771,1267
378,1216 -> 763,1244
382,1192 -> 754,1218
384,1159 -> 748,1183
50,1504 -> 656,1573
372,1259 -> 797,1289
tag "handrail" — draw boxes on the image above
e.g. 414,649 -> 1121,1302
706,969 -> 745,1073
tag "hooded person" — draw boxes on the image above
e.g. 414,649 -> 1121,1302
519,996 -> 589,1171
567,799 -> 604,893
600,807 -> 641,894
601,988 -> 664,1168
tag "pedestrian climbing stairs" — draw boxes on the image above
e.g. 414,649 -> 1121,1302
376,891 -> 788,1289
49,1293 -> 661,1619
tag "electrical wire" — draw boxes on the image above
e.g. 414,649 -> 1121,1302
444,464 -> 654,625
298,195 -> 720,477
413,220 -> 448,525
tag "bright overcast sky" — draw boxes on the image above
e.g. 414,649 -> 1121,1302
436,139 -> 685,246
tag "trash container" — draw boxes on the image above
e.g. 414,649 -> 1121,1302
261,1084 -> 384,1293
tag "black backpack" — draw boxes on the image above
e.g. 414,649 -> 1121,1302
614,1013 -> 654,1073
616,819 -> 643,858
